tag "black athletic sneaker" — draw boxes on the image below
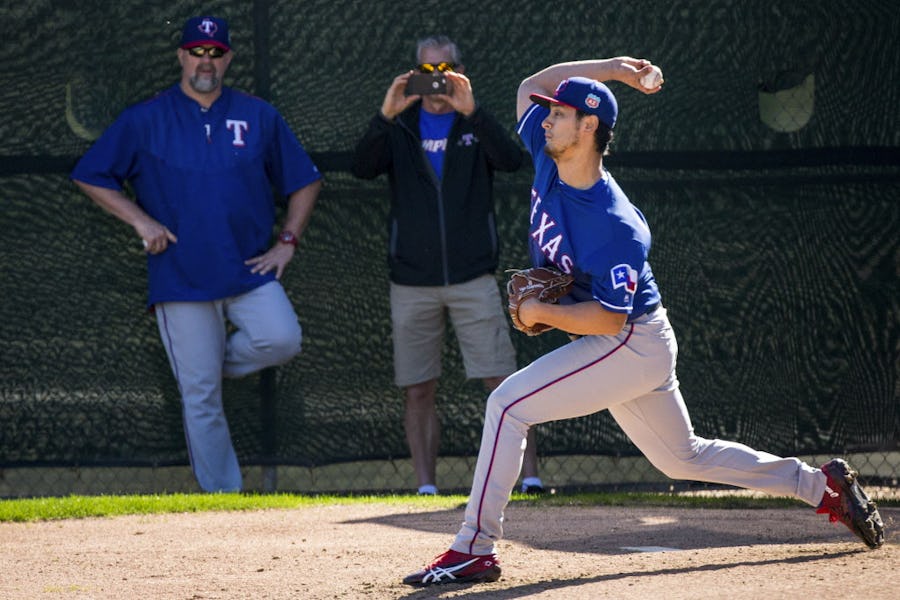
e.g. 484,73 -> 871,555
402,549 -> 501,586
816,458 -> 885,549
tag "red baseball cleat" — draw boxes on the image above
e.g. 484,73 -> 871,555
816,458 -> 884,549
402,549 -> 501,586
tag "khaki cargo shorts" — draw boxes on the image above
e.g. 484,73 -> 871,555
390,274 -> 517,387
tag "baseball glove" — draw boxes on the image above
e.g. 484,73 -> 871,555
506,266 -> 575,336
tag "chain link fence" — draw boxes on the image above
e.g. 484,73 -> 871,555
3,452 -> 898,500
1,1 -> 898,499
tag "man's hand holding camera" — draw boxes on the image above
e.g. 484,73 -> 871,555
380,67 -> 476,121
380,72 -> 419,121
440,71 -> 475,117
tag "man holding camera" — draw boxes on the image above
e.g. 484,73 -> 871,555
352,35 -> 543,496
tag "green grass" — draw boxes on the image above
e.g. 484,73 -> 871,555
0,492 -> 446,522
0,491 -> 833,523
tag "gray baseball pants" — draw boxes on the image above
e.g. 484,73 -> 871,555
452,308 -> 827,555
155,281 -> 302,492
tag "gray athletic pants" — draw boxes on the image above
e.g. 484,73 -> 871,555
155,281 -> 302,492
452,308 -> 827,556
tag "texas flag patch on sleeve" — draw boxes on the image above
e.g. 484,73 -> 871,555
611,264 -> 638,294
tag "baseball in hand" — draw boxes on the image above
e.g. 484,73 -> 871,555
640,65 -> 664,90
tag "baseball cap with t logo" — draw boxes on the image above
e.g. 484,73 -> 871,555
180,16 -> 231,51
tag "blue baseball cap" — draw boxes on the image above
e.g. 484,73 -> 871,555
180,16 -> 231,51
530,77 -> 618,129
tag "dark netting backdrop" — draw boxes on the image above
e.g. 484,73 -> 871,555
1,0 -> 897,497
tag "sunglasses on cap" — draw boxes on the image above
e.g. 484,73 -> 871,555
417,62 -> 455,73
187,46 -> 228,58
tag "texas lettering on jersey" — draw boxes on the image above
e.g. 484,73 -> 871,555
529,189 -> 574,273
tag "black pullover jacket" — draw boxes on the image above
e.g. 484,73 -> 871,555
351,103 -> 523,286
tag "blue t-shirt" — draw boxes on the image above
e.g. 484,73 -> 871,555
419,110 -> 455,180
516,104 -> 661,319
71,85 -> 322,306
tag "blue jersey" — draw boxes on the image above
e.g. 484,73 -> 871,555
71,84 -> 322,306
516,104 -> 660,319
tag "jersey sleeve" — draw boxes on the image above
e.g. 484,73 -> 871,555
70,111 -> 139,190
267,112 -> 323,196
515,103 -> 549,158
587,240 -> 646,315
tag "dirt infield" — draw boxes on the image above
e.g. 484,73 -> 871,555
1,502 -> 895,599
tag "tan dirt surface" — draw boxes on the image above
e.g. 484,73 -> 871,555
1,503 -> 896,599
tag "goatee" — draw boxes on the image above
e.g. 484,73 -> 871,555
190,74 -> 219,93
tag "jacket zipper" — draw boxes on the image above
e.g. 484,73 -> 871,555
399,113 -> 453,285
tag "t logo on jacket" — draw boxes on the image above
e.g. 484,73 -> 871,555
226,119 -> 249,147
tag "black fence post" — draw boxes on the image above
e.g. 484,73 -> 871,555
254,0 -> 277,493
